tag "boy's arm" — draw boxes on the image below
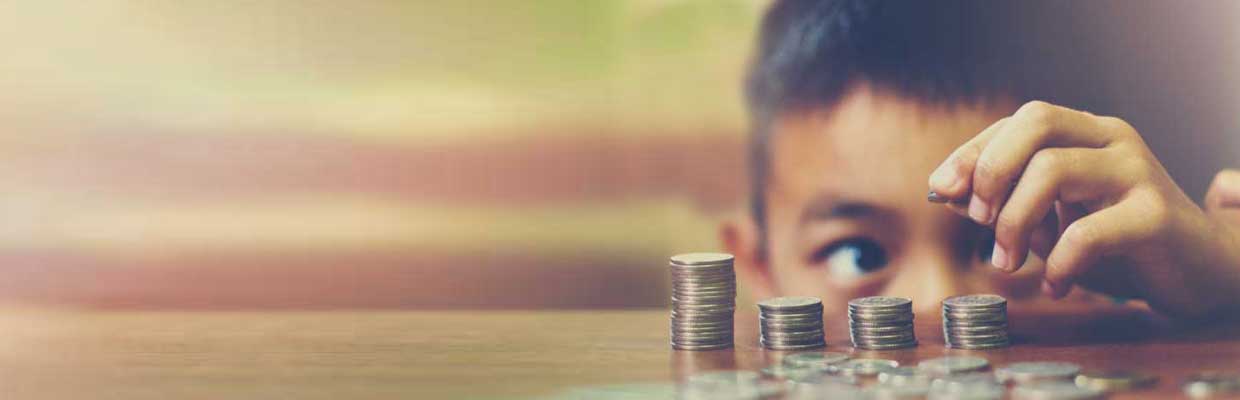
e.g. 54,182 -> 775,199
927,101 -> 1240,319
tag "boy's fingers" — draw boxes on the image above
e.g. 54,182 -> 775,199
992,148 -> 1129,273
968,101 -> 1119,226
1043,193 -> 1159,298
928,118 -> 1008,201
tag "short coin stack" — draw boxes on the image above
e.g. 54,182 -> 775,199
942,294 -> 1010,349
757,296 -> 826,350
669,253 -> 736,350
848,296 -> 917,350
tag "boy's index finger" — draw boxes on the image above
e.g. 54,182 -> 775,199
927,117 -> 1009,200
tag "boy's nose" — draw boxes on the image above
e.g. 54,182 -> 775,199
881,250 -> 974,315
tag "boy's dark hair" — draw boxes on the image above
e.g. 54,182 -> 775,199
744,0 -> 1111,251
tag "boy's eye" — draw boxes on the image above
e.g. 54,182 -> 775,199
814,238 -> 888,280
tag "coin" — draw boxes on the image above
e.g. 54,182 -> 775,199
838,358 -> 900,376
1012,381 -> 1104,400
1183,372 -> 1240,398
784,352 -> 851,368
758,296 -> 823,310
869,382 -> 930,400
762,364 -> 827,380
670,252 -> 735,266
1074,370 -> 1157,392
849,296 -> 913,309
996,362 -> 1082,384
929,373 -> 1003,400
918,356 -> 990,376
943,294 -> 1007,309
879,366 -> 933,386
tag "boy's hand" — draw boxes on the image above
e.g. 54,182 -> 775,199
927,101 -> 1240,319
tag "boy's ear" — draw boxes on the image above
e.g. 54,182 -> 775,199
720,213 -> 776,300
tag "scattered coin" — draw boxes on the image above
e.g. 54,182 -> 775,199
918,356 -> 990,376
942,294 -> 1009,349
759,296 -> 826,350
784,352 -> 850,368
869,382 -> 931,400
996,362 -> 1082,384
1183,372 -> 1240,398
838,358 -> 900,376
879,366 -> 933,386
928,374 -> 1004,400
1012,381 -> 1105,400
849,296 -> 917,350
1074,370 -> 1157,392
786,381 -> 865,400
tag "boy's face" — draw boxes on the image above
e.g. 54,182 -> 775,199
725,85 -> 1045,314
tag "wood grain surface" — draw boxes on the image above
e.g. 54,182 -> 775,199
0,305 -> 1237,399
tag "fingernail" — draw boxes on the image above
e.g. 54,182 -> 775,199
967,194 -> 992,224
991,242 -> 1008,270
927,190 -> 949,203
929,167 -> 958,192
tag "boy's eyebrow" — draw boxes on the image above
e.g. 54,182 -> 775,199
799,193 -> 885,224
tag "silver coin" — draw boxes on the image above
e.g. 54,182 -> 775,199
945,333 -> 1009,342
1183,372 -> 1240,398
943,294 -> 1007,308
762,341 -> 826,350
853,341 -> 918,350
758,296 -> 823,310
853,341 -> 922,351
671,342 -> 731,351
850,311 -> 916,321
851,323 -> 915,334
928,378 -> 1003,400
997,362 -> 1081,384
763,330 -> 826,339
784,352 -> 851,368
944,324 -> 1008,333
946,342 -> 1010,350
1074,370 -> 1157,392
1012,381 -> 1104,400
838,358 -> 900,376
869,382 -> 930,400
850,334 -> 918,342
670,252 -> 734,266
918,356 -> 990,376
762,364 -> 828,380
686,370 -> 759,385
849,296 -> 913,309
879,366 -> 933,386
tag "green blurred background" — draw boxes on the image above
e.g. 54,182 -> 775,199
0,1 -> 1235,309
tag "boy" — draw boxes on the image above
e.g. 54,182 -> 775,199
722,0 -> 1240,319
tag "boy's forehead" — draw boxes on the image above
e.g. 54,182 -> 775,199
768,87 -> 1011,204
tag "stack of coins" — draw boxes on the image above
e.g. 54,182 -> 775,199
669,253 -> 736,350
757,296 -> 826,350
942,294 -> 1009,349
848,296 -> 917,350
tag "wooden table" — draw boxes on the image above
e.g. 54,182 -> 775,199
0,306 -> 1237,399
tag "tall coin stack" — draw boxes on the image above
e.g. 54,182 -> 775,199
669,253 -> 736,350
757,297 -> 826,350
942,294 -> 1009,349
848,296 -> 917,350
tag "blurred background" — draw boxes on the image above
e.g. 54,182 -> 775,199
0,1 -> 1236,310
